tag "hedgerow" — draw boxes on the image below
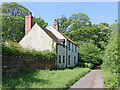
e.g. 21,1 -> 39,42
2,41 -> 56,60
101,31 -> 119,88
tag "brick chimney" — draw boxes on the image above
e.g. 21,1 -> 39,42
54,19 -> 59,31
25,12 -> 33,35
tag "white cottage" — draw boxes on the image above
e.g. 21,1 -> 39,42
19,13 -> 78,68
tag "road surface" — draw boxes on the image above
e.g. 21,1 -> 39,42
69,70 -> 104,89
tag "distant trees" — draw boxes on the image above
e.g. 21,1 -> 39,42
1,2 -> 48,42
58,13 -> 112,66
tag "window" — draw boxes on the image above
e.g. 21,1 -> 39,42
75,46 -> 77,53
68,41 -> 70,51
63,56 -> 65,63
68,55 -> 70,65
59,55 -> 61,63
72,44 -> 73,52
74,56 -> 76,64
63,42 -> 65,47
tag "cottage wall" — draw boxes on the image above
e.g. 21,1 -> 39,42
19,23 -> 53,51
48,26 -> 78,68
57,45 -> 66,68
67,41 -> 78,67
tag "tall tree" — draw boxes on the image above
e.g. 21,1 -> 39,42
69,13 -> 92,30
1,2 -> 48,42
58,15 -> 70,33
33,17 -> 48,28
2,2 -> 30,16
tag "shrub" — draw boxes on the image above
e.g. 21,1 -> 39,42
2,41 -> 56,60
101,31 -> 119,88
76,62 -> 85,67
78,40 -> 102,66
84,63 -> 94,69
76,62 -> 94,69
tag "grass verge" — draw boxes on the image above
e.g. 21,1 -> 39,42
2,67 -> 90,88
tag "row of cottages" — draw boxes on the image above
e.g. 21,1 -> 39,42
19,13 -> 78,68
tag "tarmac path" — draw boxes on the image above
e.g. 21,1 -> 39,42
69,70 -> 104,89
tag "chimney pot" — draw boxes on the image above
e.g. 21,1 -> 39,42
54,18 -> 59,31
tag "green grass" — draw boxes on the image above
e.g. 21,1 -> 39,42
2,67 -> 90,88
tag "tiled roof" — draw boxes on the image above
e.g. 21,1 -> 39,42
59,31 -> 78,46
39,25 -> 65,45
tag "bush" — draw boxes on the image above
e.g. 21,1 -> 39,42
2,41 -> 56,60
78,40 -> 102,66
101,31 -> 119,88
76,62 -> 94,69
76,62 -> 85,67
84,63 -> 94,69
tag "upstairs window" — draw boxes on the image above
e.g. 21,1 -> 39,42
59,55 -> 61,63
75,46 -> 77,53
72,44 -> 73,52
68,41 -> 70,51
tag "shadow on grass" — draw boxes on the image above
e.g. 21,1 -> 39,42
2,69 -> 49,88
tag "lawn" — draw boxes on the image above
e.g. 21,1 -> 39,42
2,67 -> 90,88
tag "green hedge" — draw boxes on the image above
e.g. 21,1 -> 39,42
101,31 -> 119,88
2,41 -> 56,60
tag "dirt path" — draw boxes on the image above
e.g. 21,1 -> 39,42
69,70 -> 104,88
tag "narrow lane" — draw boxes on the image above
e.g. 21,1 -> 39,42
69,70 -> 104,88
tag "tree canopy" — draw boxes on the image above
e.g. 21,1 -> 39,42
2,2 -> 30,16
58,13 -> 112,66
2,2 -> 48,42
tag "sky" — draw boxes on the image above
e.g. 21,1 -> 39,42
1,1 -> 118,27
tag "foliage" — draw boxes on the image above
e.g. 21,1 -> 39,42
58,13 -> 112,66
33,17 -> 48,28
84,63 -> 94,69
78,40 -> 102,65
2,41 -> 56,60
1,2 -> 48,42
2,2 -> 30,16
58,13 -> 91,33
76,62 -> 85,67
94,23 -> 112,50
1,14 -> 25,42
2,67 -> 90,88
76,62 -> 94,69
101,31 -> 119,88
58,15 -> 70,33
102,69 -> 119,88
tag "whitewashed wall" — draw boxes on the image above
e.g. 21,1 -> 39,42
57,45 -> 66,68
19,23 -> 54,51
48,26 -> 67,45
48,26 -> 67,68
67,41 -> 78,67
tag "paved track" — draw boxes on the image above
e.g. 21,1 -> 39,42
69,70 -> 104,89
